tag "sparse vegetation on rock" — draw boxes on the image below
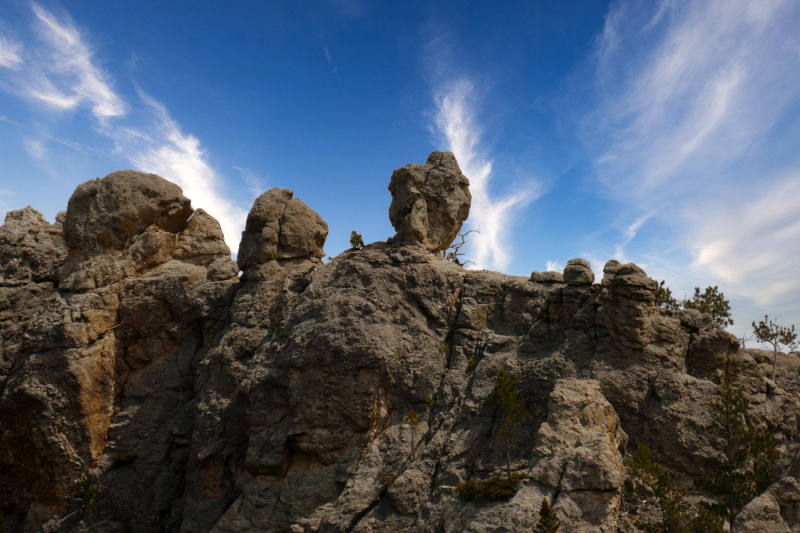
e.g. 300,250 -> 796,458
403,409 -> 422,460
695,361 -> 780,528
628,444 -> 725,533
350,230 -> 365,250
79,470 -> 98,519
753,314 -> 797,380
534,497 -> 560,533
490,370 -> 527,479
455,472 -> 528,501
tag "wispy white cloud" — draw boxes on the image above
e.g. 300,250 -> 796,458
612,213 -> 654,264
431,79 -> 541,270
545,260 -> 562,273
587,0 -> 800,313
0,36 -> 23,68
11,4 -> 129,121
233,165 -> 267,199
23,138 -> 46,160
322,46 -> 338,74
0,4 -> 248,254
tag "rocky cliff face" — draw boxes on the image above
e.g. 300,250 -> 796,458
1,152 -> 799,533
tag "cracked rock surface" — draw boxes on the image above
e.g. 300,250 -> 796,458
1,155 -> 800,533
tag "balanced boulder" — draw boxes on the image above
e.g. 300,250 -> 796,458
388,151 -> 471,252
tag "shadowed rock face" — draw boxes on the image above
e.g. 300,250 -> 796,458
0,158 -> 799,533
388,151 -> 471,252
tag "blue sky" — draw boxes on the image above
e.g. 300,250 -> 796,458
1,0 -> 799,343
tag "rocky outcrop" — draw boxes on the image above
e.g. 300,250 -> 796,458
0,207 -> 67,285
0,170 -> 240,531
0,207 -> 67,390
0,153 -> 798,533
388,151 -> 471,252
237,188 -> 328,281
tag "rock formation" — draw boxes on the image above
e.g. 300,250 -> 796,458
388,151 -> 471,252
0,152 -> 799,533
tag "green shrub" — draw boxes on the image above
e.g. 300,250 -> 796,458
79,470 -> 98,518
534,497 -> 560,533
456,473 -> 527,500
349,231 -> 365,250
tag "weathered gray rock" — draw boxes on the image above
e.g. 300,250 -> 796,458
173,208 -> 232,265
2,165 -> 799,533
531,379 -> 627,531
63,170 -> 193,252
237,188 -> 328,280
0,207 -> 67,285
736,477 -> 800,532
530,271 -> 564,283
388,151 -> 471,252
563,258 -> 594,285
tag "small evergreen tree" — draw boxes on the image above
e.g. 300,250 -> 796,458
752,315 -> 797,381
79,470 -> 98,518
534,497 -> 560,533
628,444 -> 725,533
628,444 -> 690,533
683,286 -> 733,329
350,231 -> 365,250
655,281 -> 681,311
403,409 -> 422,460
695,361 -> 780,530
490,370 -> 527,479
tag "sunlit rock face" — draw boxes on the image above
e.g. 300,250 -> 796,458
1,157 -> 799,533
388,150 -> 471,253
237,187 -> 329,281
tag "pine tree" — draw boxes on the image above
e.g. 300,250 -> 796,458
752,315 -> 797,381
349,231 -> 365,250
628,444 -> 689,533
655,281 -> 681,311
490,370 -> 527,478
683,286 -> 733,329
534,497 -> 560,533
628,444 -> 725,533
695,361 -> 780,530
79,470 -> 98,518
